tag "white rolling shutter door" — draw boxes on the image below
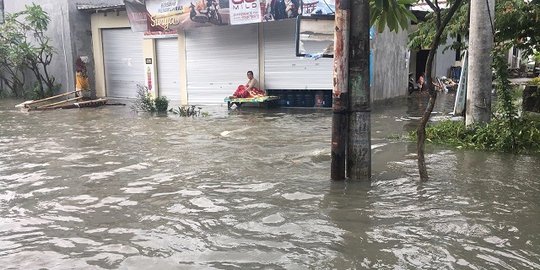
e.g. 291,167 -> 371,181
263,20 -> 333,89
156,38 -> 181,101
102,29 -> 144,98
185,24 -> 259,104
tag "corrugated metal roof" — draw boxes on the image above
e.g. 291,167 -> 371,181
77,3 -> 125,11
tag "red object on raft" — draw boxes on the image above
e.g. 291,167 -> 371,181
233,85 -> 265,98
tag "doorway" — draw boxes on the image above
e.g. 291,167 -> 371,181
416,50 -> 430,81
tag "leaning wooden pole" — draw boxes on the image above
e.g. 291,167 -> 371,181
331,0 -> 350,180
347,0 -> 371,180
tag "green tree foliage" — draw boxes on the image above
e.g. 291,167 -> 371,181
408,2 -> 469,50
491,0 -> 540,139
495,0 -> 540,56
370,0 -> 464,180
415,0 -> 540,155
0,4 -> 59,99
0,13 -> 27,97
410,0 -> 540,57
421,53 -> 540,154
21,4 -> 58,98
370,0 -> 418,32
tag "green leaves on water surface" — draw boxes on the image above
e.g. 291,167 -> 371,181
169,105 -> 209,117
414,118 -> 540,154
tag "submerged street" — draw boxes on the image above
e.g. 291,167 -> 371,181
0,94 -> 539,269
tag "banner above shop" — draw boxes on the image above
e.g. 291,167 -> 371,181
124,0 -> 334,38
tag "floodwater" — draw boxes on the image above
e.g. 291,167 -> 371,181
0,93 -> 539,269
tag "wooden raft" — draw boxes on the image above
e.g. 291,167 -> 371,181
39,98 -> 108,110
224,96 -> 280,109
15,90 -> 108,111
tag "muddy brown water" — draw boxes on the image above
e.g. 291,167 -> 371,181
0,94 -> 539,269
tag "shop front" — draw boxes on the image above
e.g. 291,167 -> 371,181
90,0 -> 407,106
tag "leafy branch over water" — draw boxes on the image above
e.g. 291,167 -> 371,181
412,54 -> 540,154
414,118 -> 540,154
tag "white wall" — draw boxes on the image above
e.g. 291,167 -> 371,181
4,0 -> 72,93
371,27 -> 410,101
435,37 -> 457,78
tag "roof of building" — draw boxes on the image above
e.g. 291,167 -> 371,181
76,3 -> 126,12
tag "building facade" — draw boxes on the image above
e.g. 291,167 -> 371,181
4,0 -> 123,97
6,1 -> 409,106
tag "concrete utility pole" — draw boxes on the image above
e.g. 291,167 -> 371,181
331,0 -> 350,180
331,0 -> 371,180
347,0 -> 371,180
466,0 -> 495,126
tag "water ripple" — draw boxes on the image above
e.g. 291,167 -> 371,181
0,99 -> 539,269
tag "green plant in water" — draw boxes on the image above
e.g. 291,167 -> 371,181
493,54 -> 518,123
414,52 -> 540,154
534,52 -> 540,64
131,84 -> 155,112
154,96 -> 169,113
412,118 -> 540,154
131,85 -> 172,114
529,77 -> 540,86
169,105 -> 208,117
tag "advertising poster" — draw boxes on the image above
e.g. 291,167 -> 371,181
229,0 -> 261,25
301,0 -> 335,16
125,0 -> 305,37
125,0 -> 148,32
145,58 -> 155,96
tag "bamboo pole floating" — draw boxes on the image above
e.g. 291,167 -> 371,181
36,96 -> 84,109
45,98 -> 108,110
21,90 -> 82,107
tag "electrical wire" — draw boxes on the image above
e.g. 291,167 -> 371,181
485,0 -> 495,36
321,0 -> 335,15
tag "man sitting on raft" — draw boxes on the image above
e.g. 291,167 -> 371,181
231,71 -> 265,98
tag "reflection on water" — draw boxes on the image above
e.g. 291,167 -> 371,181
0,95 -> 539,269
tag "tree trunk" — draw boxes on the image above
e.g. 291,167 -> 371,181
417,0 -> 463,181
31,63 -> 45,98
466,0 -> 495,126
417,42 -> 440,181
